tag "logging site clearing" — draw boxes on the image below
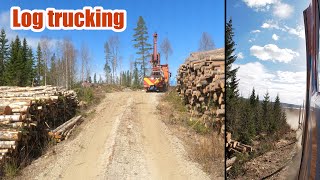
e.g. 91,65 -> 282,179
10,89 -> 223,180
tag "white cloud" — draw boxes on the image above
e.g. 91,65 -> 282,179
261,21 -> 281,30
273,2 -> 294,19
237,52 -> 244,59
284,25 -> 305,39
233,62 -> 305,105
272,34 -> 279,40
243,0 -> 294,19
0,11 -> 9,27
251,30 -> 261,33
250,44 -> 299,63
261,20 -> 305,39
243,0 -> 278,9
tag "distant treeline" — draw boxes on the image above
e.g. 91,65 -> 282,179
225,19 -> 290,145
0,28 -> 77,88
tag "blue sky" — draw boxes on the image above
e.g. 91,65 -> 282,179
227,0 -> 310,105
0,0 -> 224,85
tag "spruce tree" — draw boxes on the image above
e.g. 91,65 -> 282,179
249,88 -> 256,106
133,61 -> 140,88
27,47 -> 35,85
0,28 -> 9,85
239,101 -> 255,144
226,18 -> 239,99
49,53 -> 57,85
133,16 -> 152,80
262,92 -> 270,132
225,18 -> 240,134
271,94 -> 282,133
5,36 -> 24,86
36,43 -> 44,85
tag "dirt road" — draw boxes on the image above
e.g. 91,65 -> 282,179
19,91 -> 211,180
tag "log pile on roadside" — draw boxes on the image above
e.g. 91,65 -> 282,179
226,132 -> 253,154
0,86 -> 78,165
176,48 -> 225,128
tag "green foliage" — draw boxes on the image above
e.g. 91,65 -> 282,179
225,19 -> 290,144
226,18 -> 240,135
36,43 -> 44,85
4,161 -> 19,178
132,61 -> 141,88
0,28 -> 9,85
163,90 -> 187,112
226,18 -> 239,99
132,16 -> 152,79
75,87 -> 94,104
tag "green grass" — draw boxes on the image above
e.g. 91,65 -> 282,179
163,90 -> 187,113
4,161 -> 19,178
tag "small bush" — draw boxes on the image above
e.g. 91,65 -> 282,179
74,87 -> 94,104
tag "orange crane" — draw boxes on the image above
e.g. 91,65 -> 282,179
143,33 -> 171,92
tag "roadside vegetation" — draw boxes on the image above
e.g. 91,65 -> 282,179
158,88 -> 224,177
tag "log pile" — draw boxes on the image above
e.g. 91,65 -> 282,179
0,86 -> 78,165
226,132 -> 253,154
176,48 -> 225,126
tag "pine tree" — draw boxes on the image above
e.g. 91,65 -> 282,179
0,28 -> 9,85
133,16 -> 152,80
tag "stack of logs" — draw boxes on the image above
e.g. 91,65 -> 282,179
226,132 -> 253,154
0,86 -> 78,165
176,48 -> 225,127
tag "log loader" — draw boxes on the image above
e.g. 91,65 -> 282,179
143,33 -> 171,92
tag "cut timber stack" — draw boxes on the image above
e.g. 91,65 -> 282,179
226,132 -> 253,154
0,86 -> 78,166
176,48 -> 225,127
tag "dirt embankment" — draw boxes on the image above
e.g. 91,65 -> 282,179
16,91 -> 212,180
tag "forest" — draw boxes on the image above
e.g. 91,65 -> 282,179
225,18 -> 290,146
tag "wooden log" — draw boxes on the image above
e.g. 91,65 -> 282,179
0,106 -> 12,115
0,131 -> 21,141
52,115 -> 82,135
0,115 -> 22,122
227,157 -> 237,168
